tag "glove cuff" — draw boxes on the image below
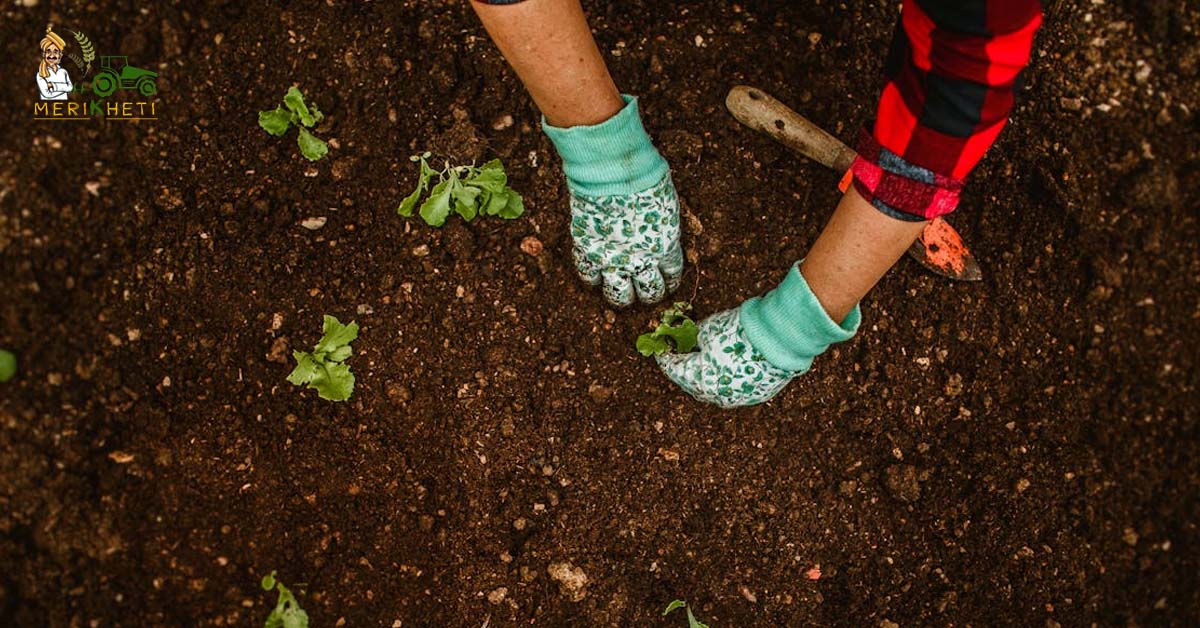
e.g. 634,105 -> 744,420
739,263 -> 861,372
542,95 -> 670,198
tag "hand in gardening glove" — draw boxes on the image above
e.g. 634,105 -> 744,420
544,95 -> 683,307
656,263 -> 860,407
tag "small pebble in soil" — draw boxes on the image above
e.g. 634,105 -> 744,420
266,337 -> 290,364
491,115 -> 514,130
301,217 -> 327,230
547,562 -> 589,602
520,236 -> 543,256
412,244 -> 430,257
805,566 -> 822,580
487,587 -> 508,605
739,584 -> 757,603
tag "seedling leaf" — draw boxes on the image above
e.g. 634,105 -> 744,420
662,600 -> 710,628
637,302 -> 699,356
261,572 -> 310,628
288,316 -> 357,402
498,189 -> 525,219
398,158 -> 437,217
663,600 -> 687,615
314,362 -> 355,402
419,179 -> 453,227
261,88 -> 329,161
296,127 -> 328,161
258,107 -> 292,136
398,155 -> 525,226
315,315 -> 359,354
287,352 -> 321,385
283,86 -> 317,127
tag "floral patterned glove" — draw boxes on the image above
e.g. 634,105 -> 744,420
655,307 -> 796,407
570,174 -> 683,306
656,263 -> 861,407
543,95 -> 682,307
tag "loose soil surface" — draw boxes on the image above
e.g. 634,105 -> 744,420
2,1 -> 1198,626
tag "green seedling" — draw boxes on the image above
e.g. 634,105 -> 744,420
287,315 -> 357,402
663,600 -> 710,628
260,571 -> 309,628
258,87 -> 329,161
0,350 -> 16,383
398,153 -> 525,227
637,302 -> 699,357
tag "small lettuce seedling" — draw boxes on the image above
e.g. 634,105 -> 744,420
636,302 -> 699,357
398,153 -> 525,227
260,571 -> 309,628
663,600 -> 710,628
287,315 -> 357,402
259,87 -> 329,161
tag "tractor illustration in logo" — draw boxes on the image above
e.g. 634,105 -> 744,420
91,56 -> 157,98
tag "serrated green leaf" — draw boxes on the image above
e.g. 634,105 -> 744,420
656,319 -> 699,354
498,188 -> 525,219
636,332 -> 671,357
258,107 -> 292,136
451,181 -> 480,221
316,315 -> 358,353
313,362 -> 355,402
327,345 -> 352,363
419,178 -> 453,227
463,159 -> 507,193
482,189 -> 508,216
296,127 -> 328,161
283,86 -> 317,127
287,352 -> 320,385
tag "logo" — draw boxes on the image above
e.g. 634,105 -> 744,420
33,23 -> 160,121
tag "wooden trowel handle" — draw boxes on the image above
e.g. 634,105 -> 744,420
726,85 -> 858,173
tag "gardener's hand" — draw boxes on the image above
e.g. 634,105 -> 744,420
654,308 -> 796,407
656,263 -> 861,408
570,173 -> 683,307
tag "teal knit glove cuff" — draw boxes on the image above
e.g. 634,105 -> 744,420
542,95 -> 670,197
739,263 -> 861,372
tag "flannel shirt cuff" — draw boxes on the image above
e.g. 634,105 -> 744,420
850,127 -> 965,221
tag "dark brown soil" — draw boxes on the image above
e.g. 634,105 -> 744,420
2,1 -> 1199,626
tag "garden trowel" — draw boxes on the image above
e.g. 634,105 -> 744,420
725,85 -> 982,282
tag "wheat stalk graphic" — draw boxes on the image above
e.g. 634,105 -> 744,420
70,30 -> 95,77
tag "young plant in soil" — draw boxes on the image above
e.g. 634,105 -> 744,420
397,153 -> 525,227
636,302 -> 699,357
258,87 -> 329,162
662,600 -> 710,628
287,315 -> 357,402
260,571 -> 309,628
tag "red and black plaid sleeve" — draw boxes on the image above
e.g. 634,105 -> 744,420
851,0 -> 1043,221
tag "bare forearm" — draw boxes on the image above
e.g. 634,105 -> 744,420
799,187 -> 928,323
470,0 -> 623,127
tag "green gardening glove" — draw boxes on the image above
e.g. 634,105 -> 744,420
656,263 -> 861,407
545,95 -> 682,307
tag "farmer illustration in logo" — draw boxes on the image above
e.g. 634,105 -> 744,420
36,24 -> 72,100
